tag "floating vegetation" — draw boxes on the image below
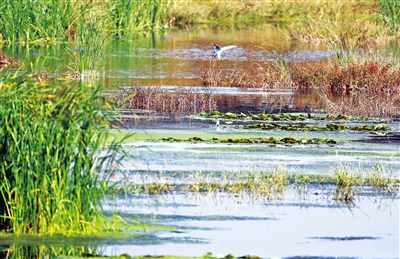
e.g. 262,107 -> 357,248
155,136 -> 337,145
199,111 -> 390,133
200,111 -> 368,121
244,122 -> 389,133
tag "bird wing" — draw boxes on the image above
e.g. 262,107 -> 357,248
220,45 -> 237,51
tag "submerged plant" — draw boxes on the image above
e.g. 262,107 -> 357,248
0,74 -> 125,235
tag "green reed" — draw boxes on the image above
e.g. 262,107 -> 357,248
377,0 -> 400,31
109,0 -> 170,35
0,75 -> 124,235
0,0 -> 83,45
64,9 -> 108,79
0,0 -> 170,45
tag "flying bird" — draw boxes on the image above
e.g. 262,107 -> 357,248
213,43 -> 237,60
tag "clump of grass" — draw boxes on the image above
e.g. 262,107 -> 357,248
364,164 -> 399,195
110,85 -> 217,116
289,18 -> 392,48
202,52 -> 400,118
377,0 -> 400,31
331,165 -> 364,202
201,59 -> 294,89
64,9 -> 109,79
109,0 -> 170,34
290,54 -> 400,118
113,163 -> 399,204
0,74 -> 125,235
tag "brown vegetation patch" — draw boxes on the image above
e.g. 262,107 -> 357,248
201,55 -> 400,118
0,54 -> 18,67
110,85 -> 217,116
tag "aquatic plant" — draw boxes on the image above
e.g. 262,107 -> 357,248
157,136 -> 336,145
168,0 -> 375,26
0,0 -> 170,45
291,54 -> 400,118
110,85 -> 217,116
200,110 -> 372,122
201,52 -> 400,118
109,0 -> 170,35
111,163 -> 399,203
63,9 -> 109,79
377,0 -> 400,31
0,75 -> 125,235
331,165 -> 364,202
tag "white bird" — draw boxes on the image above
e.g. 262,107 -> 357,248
213,43 -> 237,60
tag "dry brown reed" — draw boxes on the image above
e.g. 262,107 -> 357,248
110,85 -> 217,115
201,54 -> 400,118
289,57 -> 400,118
201,61 -> 293,89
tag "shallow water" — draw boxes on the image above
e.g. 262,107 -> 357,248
103,189 -> 399,258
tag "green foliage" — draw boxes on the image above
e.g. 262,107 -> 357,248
0,0 -> 86,45
110,0 -> 171,35
377,0 -> 400,31
64,9 -> 109,78
0,0 -> 170,45
0,75 -> 122,235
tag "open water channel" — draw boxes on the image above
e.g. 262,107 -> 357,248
2,25 -> 400,259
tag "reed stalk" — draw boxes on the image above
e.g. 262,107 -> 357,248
0,74 -> 124,235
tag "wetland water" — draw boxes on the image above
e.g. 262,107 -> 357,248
3,26 -> 400,258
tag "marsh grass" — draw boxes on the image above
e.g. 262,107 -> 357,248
110,0 -> 170,35
64,9 -> 108,79
290,54 -> 400,118
377,0 -> 400,31
113,164 -> 399,203
0,0 -> 170,45
202,52 -> 400,118
289,18 -> 392,48
168,0 -> 376,26
111,85 -> 217,116
0,75 -> 126,235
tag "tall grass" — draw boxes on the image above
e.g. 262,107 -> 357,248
377,0 -> 400,31
110,0 -> 170,35
111,85 -> 217,116
64,9 -> 109,79
0,75 -> 124,235
168,0 -> 376,26
289,54 -> 400,118
0,0 -> 170,45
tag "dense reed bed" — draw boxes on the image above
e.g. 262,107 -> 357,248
0,0 -> 170,45
110,85 -> 217,115
0,75 -> 125,235
201,53 -> 400,118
